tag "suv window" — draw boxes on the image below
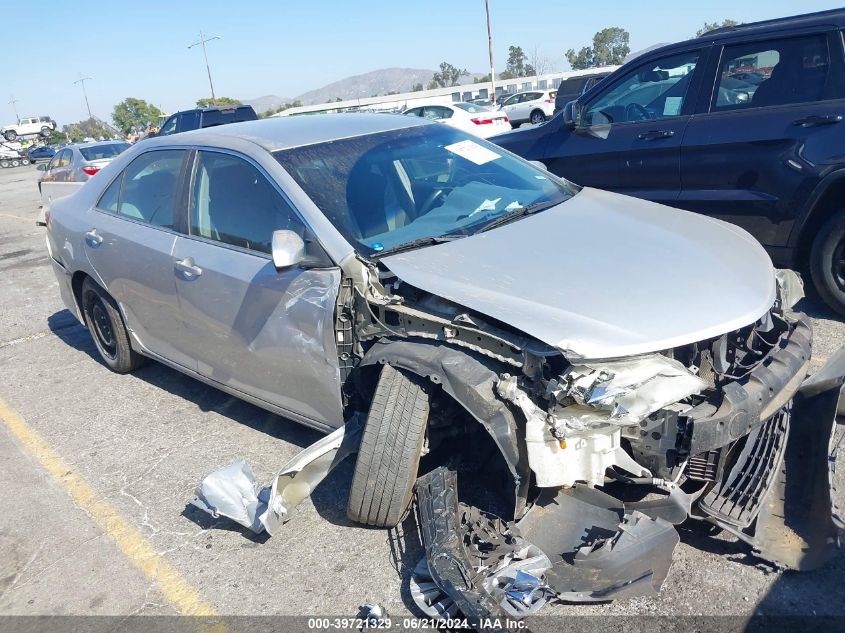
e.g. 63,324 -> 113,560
158,115 -> 177,136
714,33 -> 839,110
118,150 -> 185,228
423,106 -> 453,120
190,151 -> 304,255
583,50 -> 700,125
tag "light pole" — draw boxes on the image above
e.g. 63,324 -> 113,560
8,95 -> 19,120
484,0 -> 496,104
73,75 -> 93,118
189,31 -> 221,101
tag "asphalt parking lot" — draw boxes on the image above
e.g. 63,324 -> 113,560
0,166 -> 843,624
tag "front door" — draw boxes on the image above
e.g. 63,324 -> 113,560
172,149 -> 344,426
680,30 -> 845,248
543,48 -> 706,204
82,149 -> 193,366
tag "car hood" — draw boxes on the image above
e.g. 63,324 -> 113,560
381,187 -> 776,360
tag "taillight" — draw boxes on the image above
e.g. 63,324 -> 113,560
471,118 -> 495,125
503,117 -> 509,123
82,166 -> 100,176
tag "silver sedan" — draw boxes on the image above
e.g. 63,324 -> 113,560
44,115 -> 841,610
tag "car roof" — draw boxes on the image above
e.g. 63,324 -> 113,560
71,140 -> 129,149
639,8 -> 845,60
158,112 -> 431,152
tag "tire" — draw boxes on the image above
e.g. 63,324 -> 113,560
10,159 -> 19,167
347,364 -> 430,528
3,130 -> 16,141
529,109 -> 546,125
80,277 -> 145,373
0,160 -> 8,169
810,208 -> 845,316
40,126 -> 51,137
21,158 -> 30,166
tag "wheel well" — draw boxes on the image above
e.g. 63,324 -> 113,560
71,271 -> 90,318
796,177 -> 845,266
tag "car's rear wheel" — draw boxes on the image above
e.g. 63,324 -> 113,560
3,130 -> 16,141
810,208 -> 845,316
347,364 -> 429,528
80,277 -> 145,373
529,109 -> 546,125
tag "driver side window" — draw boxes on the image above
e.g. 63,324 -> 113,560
583,51 -> 700,126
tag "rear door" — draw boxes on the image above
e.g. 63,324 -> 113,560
542,47 -> 707,202
82,149 -> 193,366
171,149 -> 343,426
680,29 -> 845,248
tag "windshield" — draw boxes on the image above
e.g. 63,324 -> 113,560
274,125 -> 574,256
453,102 -> 492,113
80,143 -> 130,161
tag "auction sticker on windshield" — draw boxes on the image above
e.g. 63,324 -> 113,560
445,139 -> 501,165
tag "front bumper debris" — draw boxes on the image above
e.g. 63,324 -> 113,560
190,415 -> 362,535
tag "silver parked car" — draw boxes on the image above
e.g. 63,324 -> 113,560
38,140 -> 131,200
45,115 -> 842,614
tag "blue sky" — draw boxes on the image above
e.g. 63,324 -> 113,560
4,0 -> 842,125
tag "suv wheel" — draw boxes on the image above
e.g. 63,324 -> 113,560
80,277 -> 145,373
3,130 -> 16,141
347,364 -> 429,528
810,208 -> 845,316
529,109 -> 546,125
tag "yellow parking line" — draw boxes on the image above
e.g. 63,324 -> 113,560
0,396 -> 217,617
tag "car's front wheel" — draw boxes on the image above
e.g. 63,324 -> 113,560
40,126 -> 51,137
80,277 -> 145,373
347,364 -> 429,528
810,208 -> 845,316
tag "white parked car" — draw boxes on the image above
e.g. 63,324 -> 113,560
402,102 -> 510,139
2,116 -> 57,141
498,90 -> 557,127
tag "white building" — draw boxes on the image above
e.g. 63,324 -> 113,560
273,66 -> 619,117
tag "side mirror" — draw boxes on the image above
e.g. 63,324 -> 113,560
562,100 -> 582,130
271,229 -> 306,270
36,163 -> 47,171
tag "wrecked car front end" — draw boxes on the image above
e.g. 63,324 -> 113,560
189,120 -> 842,625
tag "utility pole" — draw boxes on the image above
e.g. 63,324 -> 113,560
188,31 -> 221,101
8,95 -> 19,120
73,75 -> 93,118
484,0 -> 497,104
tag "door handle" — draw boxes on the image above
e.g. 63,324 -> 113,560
637,129 -> 675,141
174,257 -> 203,279
793,114 -> 842,127
84,229 -> 103,247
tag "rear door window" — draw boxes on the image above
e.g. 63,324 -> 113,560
117,150 -> 185,229
422,106 -> 453,120
713,33 -> 841,110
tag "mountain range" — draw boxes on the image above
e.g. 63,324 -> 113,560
242,67 -> 486,112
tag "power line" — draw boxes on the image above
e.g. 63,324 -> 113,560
8,95 -> 19,120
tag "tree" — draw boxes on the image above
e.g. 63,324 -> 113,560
505,45 -> 528,78
258,100 -> 303,118
474,74 -> 492,84
566,27 -> 630,70
426,79 -> 439,90
412,83 -> 424,92
195,96 -> 241,108
63,117 -> 118,142
528,46 -> 551,77
696,19 -> 739,37
112,98 -> 162,135
431,62 -> 468,88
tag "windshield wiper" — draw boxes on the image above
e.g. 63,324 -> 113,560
372,234 -> 461,258
478,200 -> 560,233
